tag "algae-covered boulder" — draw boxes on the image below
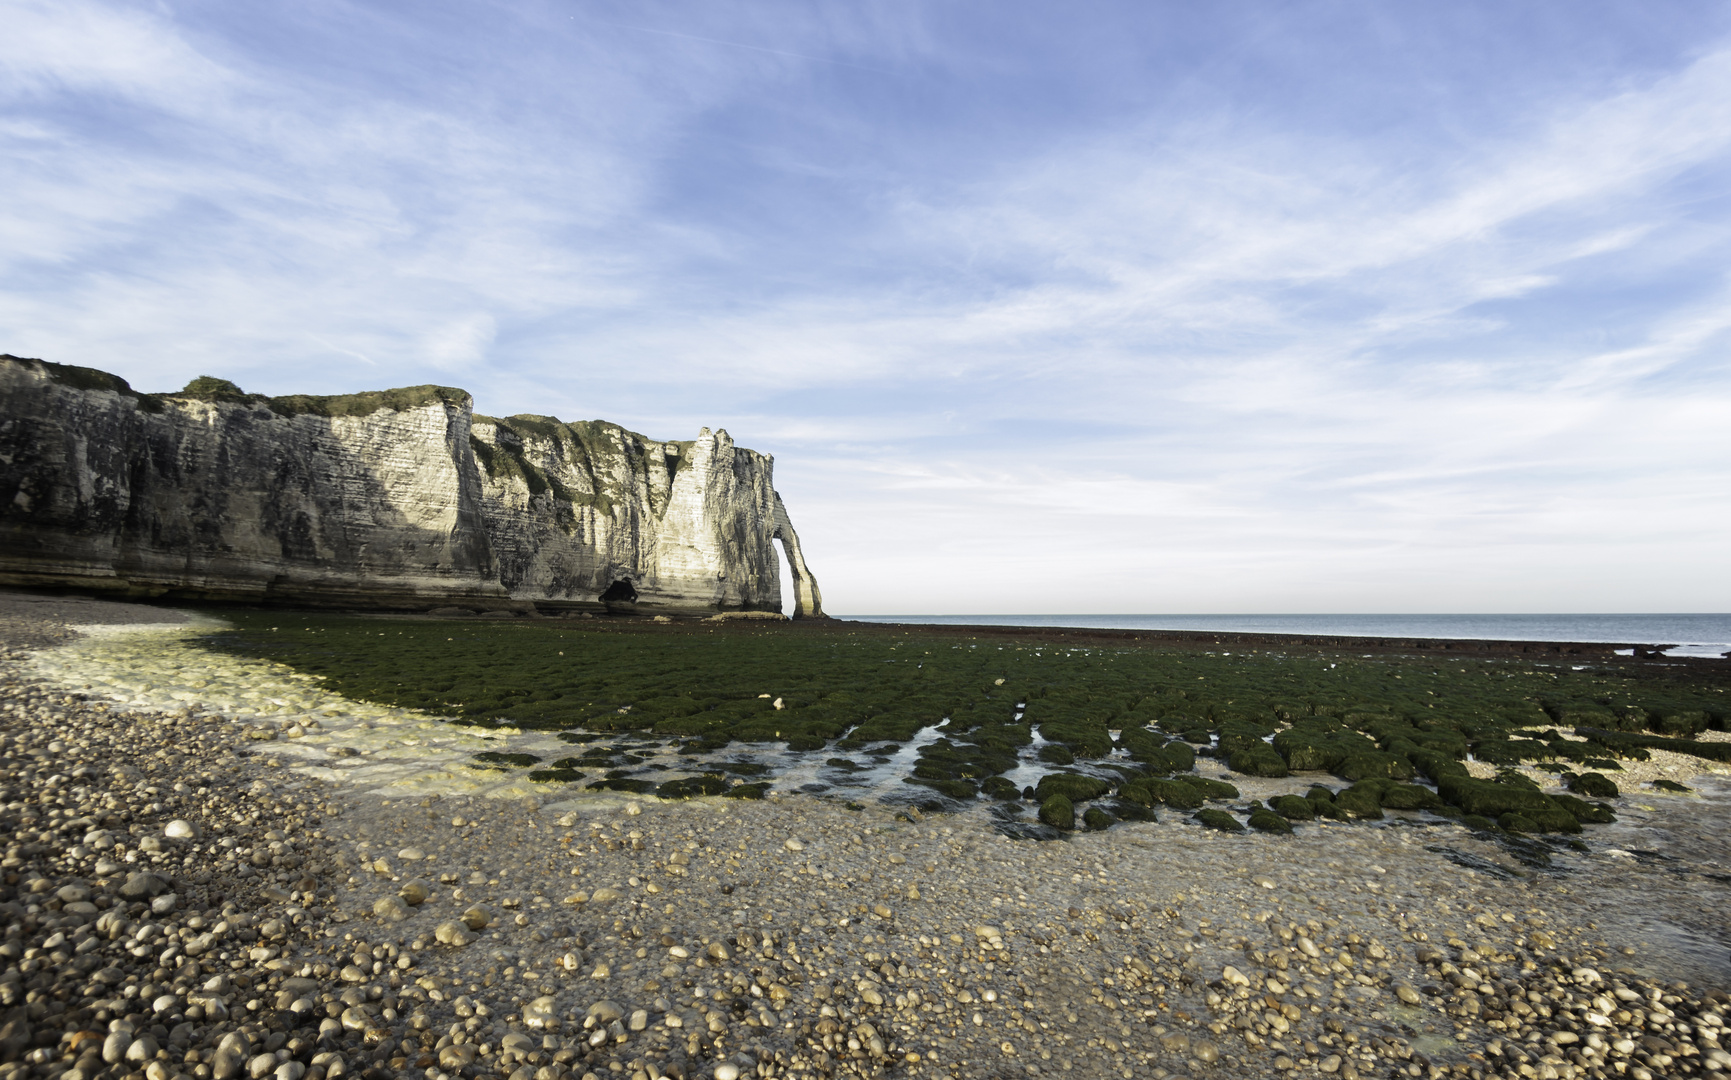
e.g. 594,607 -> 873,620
1217,719 -> 1279,758
981,776 -> 1022,801
1499,807 -> 1581,834
1247,809 -> 1293,834
1567,772 -> 1619,799
1434,775 -> 1559,818
1119,728 -> 1198,774
1173,775 -> 1240,800
655,775 -> 730,799
1119,777 -> 1206,810
1374,782 -> 1442,811
1653,711 -> 1710,737
1411,749 -> 1470,782
1227,743 -> 1290,778
1034,772 -> 1113,804
1268,794 -> 1316,821
1194,808 -> 1244,833
1118,727 -> 1165,758
1039,794 -> 1075,830
1082,806 -> 1116,831
1161,740 -> 1197,772
907,777 -> 979,800
1333,787 -> 1383,820
1273,727 -> 1348,772
1033,717 -> 1114,758
1037,744 -> 1076,766
527,767 -> 584,784
1470,739 -> 1548,766
1109,800 -> 1159,822
1334,751 -> 1415,782
1550,793 -> 1616,824
588,777 -> 657,795
1305,785 -> 1349,819
475,751 -> 542,768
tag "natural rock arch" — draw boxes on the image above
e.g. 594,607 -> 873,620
771,492 -> 825,619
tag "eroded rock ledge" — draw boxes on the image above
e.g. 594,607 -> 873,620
0,357 -> 824,617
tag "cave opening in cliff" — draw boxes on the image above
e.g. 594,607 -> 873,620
599,579 -> 638,603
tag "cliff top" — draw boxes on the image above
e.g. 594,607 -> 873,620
0,356 -> 704,447
3,353 -> 473,418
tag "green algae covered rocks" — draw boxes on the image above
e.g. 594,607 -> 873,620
1038,793 -> 1075,829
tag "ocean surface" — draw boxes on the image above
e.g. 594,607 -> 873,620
839,613 -> 1731,658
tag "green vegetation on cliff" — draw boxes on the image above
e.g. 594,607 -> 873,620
2,354 -> 166,412
264,384 -> 472,418
160,372 -> 475,417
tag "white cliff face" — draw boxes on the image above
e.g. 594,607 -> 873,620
652,427 -> 782,611
0,355 -> 825,617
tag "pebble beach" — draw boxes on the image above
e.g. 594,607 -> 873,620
3,593 -> 1730,1080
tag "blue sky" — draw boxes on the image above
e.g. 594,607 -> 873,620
4,1 -> 1730,614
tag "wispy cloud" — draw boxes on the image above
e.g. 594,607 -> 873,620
2,0 -> 1728,611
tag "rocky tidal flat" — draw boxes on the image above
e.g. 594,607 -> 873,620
2,594 -> 1730,1080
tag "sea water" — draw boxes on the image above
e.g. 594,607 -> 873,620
841,613 -> 1731,657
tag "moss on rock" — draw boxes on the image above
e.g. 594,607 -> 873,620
1194,808 -> 1243,832
1333,787 -> 1384,820
980,776 -> 1022,801
473,751 -> 541,767
1567,771 -> 1620,798
1435,774 -> 1560,818
1550,793 -> 1616,824
907,777 -> 979,800
587,777 -> 657,795
1034,772 -> 1113,804
1248,808 -> 1293,834
1268,794 -> 1316,821
1227,743 -> 1290,777
1119,777 -> 1206,810
1037,744 -> 1075,766
1039,794 -> 1075,830
1173,775 -> 1240,800
1082,806 -> 1116,831
527,768 -> 583,783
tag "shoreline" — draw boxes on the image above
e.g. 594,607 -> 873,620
8,590 -> 1731,663
2,595 -> 1730,1080
833,619 -> 1724,662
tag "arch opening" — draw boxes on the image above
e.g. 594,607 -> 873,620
774,536 -> 796,617
769,491 -> 825,619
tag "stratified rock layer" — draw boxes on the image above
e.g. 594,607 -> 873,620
0,355 -> 824,616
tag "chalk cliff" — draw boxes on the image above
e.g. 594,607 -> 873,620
0,355 -> 825,617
